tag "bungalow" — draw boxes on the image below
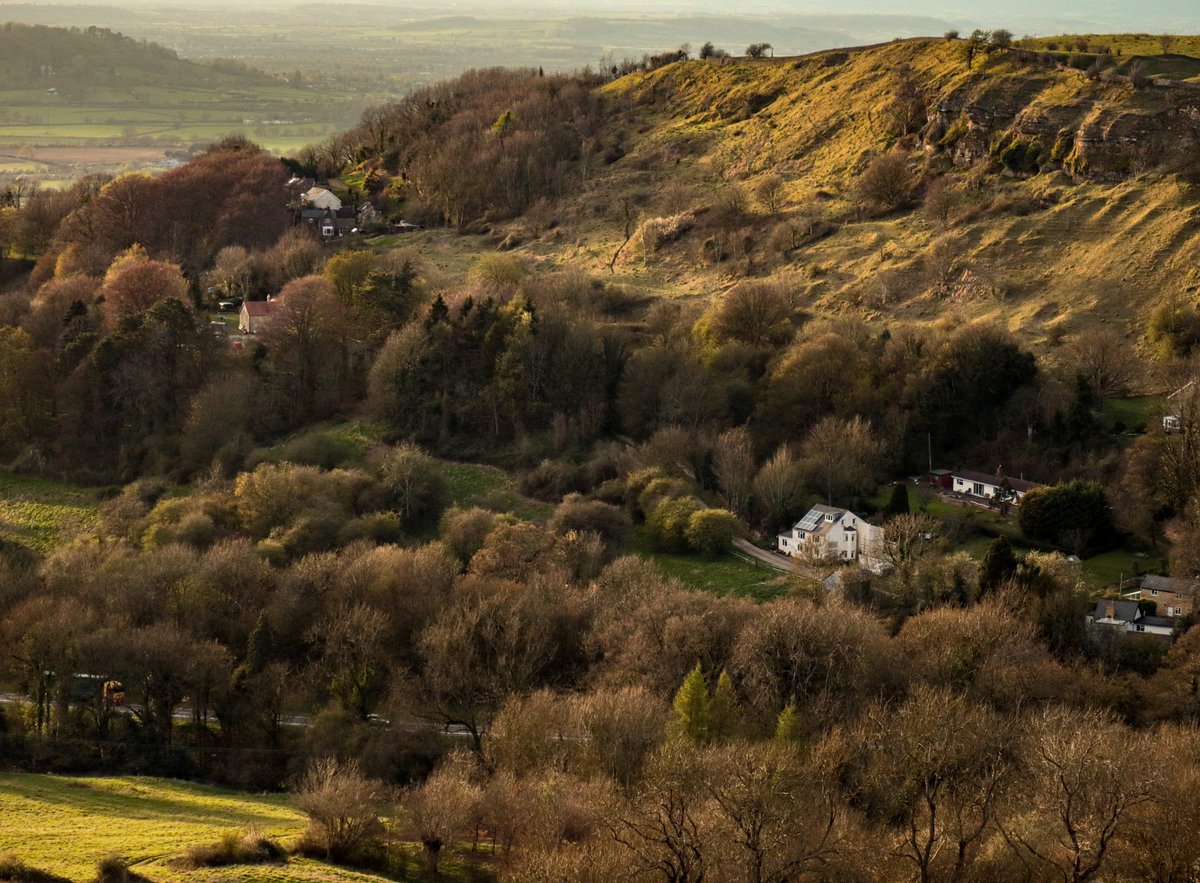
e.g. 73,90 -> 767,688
1088,599 -> 1175,637
239,299 -> 278,334
951,469 -> 1042,503
778,505 -> 881,565
1137,574 -> 1197,619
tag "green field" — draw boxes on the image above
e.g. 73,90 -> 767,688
631,525 -> 791,599
0,774 -> 386,882
0,470 -> 107,555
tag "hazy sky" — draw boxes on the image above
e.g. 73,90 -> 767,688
6,0 -> 1197,31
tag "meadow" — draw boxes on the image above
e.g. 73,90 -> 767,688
0,773 -> 406,882
0,470 -> 106,555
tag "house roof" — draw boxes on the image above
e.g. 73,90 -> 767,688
1141,616 -> 1177,630
1141,574 -> 1197,596
243,301 -> 278,317
954,470 -> 1042,494
1092,599 -> 1141,623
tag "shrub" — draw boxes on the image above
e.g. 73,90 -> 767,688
520,459 -> 586,503
637,477 -> 692,520
685,508 -> 743,557
857,150 -> 913,210
549,495 -> 631,550
646,496 -> 702,552
373,443 -> 447,530
440,506 -> 503,561
295,757 -> 385,863
182,829 -> 286,868
0,856 -> 71,883
634,213 -> 694,257
1018,480 -> 1115,554
93,855 -> 138,883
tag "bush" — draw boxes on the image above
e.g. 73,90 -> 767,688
549,495 -> 631,550
0,856 -> 71,883
634,213 -> 694,257
646,496 -> 702,552
1018,480 -> 1115,554
182,829 -> 286,868
637,477 -> 692,520
295,757 -> 385,863
93,855 -> 141,883
373,443 -> 448,530
440,506 -> 503,561
520,459 -> 586,503
857,150 -> 913,210
685,508 -> 743,557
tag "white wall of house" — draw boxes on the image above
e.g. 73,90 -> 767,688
779,509 -> 878,562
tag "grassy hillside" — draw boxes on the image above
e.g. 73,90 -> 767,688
0,774 -> 396,882
485,38 -> 1200,347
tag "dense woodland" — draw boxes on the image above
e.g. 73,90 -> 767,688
4,49 -> 1200,882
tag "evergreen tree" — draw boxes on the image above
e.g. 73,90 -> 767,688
708,669 -> 738,742
246,611 -> 274,675
885,483 -> 911,517
979,536 -> 1018,593
670,663 -> 711,743
774,700 -> 801,742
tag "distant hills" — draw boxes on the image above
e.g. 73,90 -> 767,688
0,21 -> 276,91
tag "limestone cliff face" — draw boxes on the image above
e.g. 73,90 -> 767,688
931,75 -> 1200,181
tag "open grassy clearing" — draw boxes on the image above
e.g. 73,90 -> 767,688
631,525 -> 792,599
0,773 -> 492,883
251,421 -> 555,523
0,470 -> 107,555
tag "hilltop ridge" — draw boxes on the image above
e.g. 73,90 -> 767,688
455,38 -> 1200,344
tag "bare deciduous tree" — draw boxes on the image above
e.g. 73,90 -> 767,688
295,757 -> 383,862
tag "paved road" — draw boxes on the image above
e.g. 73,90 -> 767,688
732,538 -> 829,581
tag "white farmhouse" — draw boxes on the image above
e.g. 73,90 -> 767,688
777,505 -> 880,564
301,186 -> 342,212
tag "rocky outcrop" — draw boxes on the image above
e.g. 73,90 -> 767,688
932,74 -> 1200,181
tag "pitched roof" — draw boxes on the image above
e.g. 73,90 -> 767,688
243,300 -> 278,317
1140,574 -> 1197,596
1092,599 -> 1141,623
953,470 -> 1042,493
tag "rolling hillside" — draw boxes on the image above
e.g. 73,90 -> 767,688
0,23 -> 359,177
479,38 -> 1200,346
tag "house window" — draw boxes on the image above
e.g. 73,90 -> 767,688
1136,624 -> 1146,632
1152,590 -> 1159,596
973,482 -> 985,496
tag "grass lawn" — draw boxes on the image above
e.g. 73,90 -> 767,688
0,470 -> 108,555
439,460 -> 554,522
630,525 -> 791,600
1103,395 -> 1161,433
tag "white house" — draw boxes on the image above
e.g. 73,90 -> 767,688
239,299 -> 278,334
302,186 -> 342,212
778,505 -> 881,565
1165,381 -> 1196,432
1088,599 -> 1175,638
951,470 -> 1041,502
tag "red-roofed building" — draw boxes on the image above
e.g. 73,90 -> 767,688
239,299 -> 278,334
